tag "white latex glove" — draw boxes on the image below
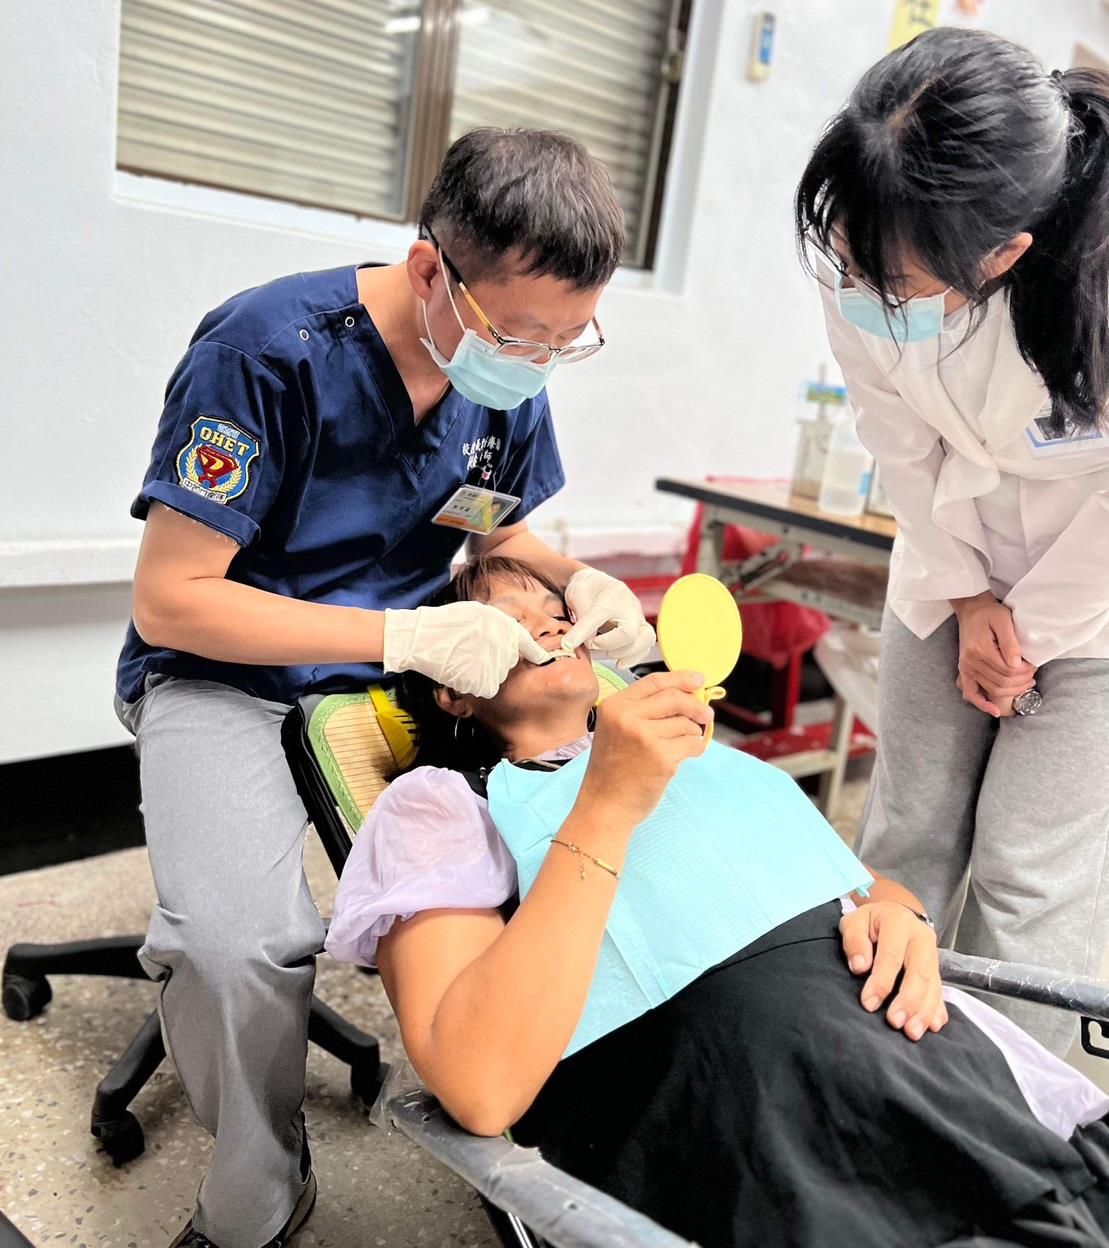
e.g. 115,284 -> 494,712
562,568 -> 656,666
383,602 -> 553,699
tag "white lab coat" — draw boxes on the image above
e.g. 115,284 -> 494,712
819,270 -> 1109,666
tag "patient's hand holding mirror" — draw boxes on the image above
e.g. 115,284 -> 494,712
657,574 -> 743,744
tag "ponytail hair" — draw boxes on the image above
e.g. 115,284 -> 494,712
1008,69 -> 1109,434
796,28 -> 1109,433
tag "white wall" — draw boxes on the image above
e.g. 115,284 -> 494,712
2,0 -> 1106,761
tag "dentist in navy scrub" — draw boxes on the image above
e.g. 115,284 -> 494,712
114,129 -> 654,1248
796,29 -> 1109,1056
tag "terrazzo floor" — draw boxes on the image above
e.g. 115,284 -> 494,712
5,774 -> 1106,1247
1,829 -> 499,1248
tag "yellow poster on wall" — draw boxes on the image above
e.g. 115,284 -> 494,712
888,0 -> 940,51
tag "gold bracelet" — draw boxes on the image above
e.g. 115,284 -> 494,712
551,838 -> 620,881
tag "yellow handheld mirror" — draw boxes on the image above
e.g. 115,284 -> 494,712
656,574 -> 743,744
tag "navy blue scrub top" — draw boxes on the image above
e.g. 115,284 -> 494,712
116,264 -> 565,705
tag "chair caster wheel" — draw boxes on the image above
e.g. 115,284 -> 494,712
91,1111 -> 145,1166
351,1061 -> 387,1107
2,973 -> 52,1021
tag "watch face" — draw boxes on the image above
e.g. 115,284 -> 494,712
1013,688 -> 1043,716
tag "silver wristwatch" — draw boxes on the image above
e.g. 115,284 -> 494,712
1013,688 -> 1043,716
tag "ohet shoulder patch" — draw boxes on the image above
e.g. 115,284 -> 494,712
176,418 -> 260,504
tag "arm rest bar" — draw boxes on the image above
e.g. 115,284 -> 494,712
940,950 -> 1109,1023
371,1061 -> 697,1248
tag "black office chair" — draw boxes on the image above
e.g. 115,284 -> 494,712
2,935 -> 382,1166
2,736 -> 385,1168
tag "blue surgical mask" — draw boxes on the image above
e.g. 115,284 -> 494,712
420,270 -> 557,410
834,271 -> 950,344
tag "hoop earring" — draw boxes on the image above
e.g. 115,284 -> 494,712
453,715 -> 474,743
587,707 -> 597,732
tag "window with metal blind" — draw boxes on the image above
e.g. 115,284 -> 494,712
450,0 -> 685,267
116,0 -> 690,269
117,0 -> 419,220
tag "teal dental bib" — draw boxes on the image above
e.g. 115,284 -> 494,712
487,740 -> 873,1056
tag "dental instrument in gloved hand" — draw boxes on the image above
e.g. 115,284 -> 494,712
383,601 -> 554,699
561,568 -> 657,666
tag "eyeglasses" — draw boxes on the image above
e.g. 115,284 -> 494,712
809,237 -> 887,296
809,236 -> 950,309
423,228 -> 605,365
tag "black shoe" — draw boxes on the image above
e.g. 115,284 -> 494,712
168,1171 -> 317,1247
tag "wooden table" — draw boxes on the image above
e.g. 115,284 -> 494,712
655,477 -> 898,815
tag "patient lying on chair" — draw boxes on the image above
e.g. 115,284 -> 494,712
327,556 -> 1109,1248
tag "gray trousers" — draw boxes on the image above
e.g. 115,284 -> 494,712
858,611 -> 1109,1056
118,677 -> 323,1248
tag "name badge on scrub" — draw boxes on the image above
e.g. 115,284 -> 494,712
431,485 -> 521,535
1025,406 -> 1108,457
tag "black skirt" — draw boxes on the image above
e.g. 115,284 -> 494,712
512,904 -> 1109,1247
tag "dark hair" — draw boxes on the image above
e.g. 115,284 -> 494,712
796,27 -> 1109,433
418,128 -> 625,290
396,555 -> 568,775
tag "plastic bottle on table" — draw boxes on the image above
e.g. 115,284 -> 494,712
818,416 -> 874,517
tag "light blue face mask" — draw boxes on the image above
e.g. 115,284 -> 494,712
420,280 -> 557,411
834,270 -> 950,344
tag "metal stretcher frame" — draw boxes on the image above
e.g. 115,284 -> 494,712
370,1059 -> 696,1248
283,696 -> 1109,1248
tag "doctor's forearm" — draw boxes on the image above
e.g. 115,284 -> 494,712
133,577 -> 386,666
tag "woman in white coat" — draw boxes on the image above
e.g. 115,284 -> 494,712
796,27 -> 1109,1055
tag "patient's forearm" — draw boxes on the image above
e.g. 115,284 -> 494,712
418,867 -> 926,1134
420,801 -> 632,1135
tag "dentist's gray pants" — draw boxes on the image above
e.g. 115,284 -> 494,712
857,611 -> 1109,1056
117,677 -> 321,1248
